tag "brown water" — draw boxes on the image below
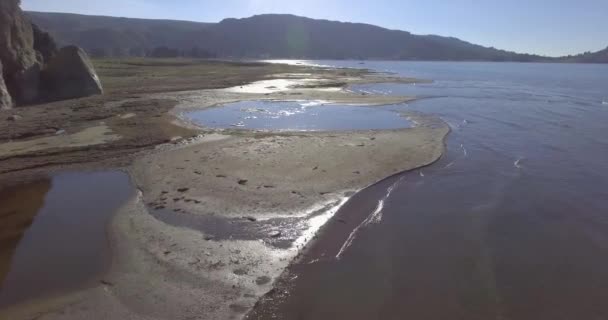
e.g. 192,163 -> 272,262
0,171 -> 134,308
248,61 -> 608,319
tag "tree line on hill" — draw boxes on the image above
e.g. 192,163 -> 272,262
87,46 -> 217,58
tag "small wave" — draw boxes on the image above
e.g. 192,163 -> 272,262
335,177 -> 404,259
368,200 -> 385,224
514,157 -> 524,169
603,101 -> 608,105
336,226 -> 360,259
419,171 -> 425,177
461,144 -> 468,157
231,121 -> 245,127
243,107 -> 267,113
277,110 -> 299,116
443,161 -> 455,169
298,100 -> 328,107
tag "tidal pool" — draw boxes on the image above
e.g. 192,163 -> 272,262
184,100 -> 411,131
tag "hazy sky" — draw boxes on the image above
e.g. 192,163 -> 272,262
22,0 -> 608,57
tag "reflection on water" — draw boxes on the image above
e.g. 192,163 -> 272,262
0,180 -> 51,287
184,100 -> 411,131
0,171 -> 134,308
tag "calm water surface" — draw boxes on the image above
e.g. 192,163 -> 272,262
251,61 -> 608,319
0,171 -> 133,307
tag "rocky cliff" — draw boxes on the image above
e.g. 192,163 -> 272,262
0,0 -> 102,108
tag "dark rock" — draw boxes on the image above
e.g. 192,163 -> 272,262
238,179 -> 248,185
0,62 -> 12,109
233,268 -> 248,275
6,114 -> 21,121
255,276 -> 271,285
41,45 -> 103,101
99,279 -> 114,286
229,303 -> 249,313
32,23 -> 58,65
177,188 -> 189,192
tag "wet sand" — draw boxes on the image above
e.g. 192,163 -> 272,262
0,59 -> 448,319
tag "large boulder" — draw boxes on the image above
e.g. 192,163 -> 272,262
41,46 -> 103,101
0,61 -> 13,109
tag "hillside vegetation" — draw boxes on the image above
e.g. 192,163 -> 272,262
26,11 -> 607,63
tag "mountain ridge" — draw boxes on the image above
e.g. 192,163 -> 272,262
25,11 -> 606,63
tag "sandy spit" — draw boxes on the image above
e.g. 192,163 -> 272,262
0,69 -> 448,320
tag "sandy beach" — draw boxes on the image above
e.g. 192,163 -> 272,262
0,59 -> 448,320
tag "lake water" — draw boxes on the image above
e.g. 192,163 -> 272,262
249,61 -> 608,319
0,171 -> 134,307
184,100 -> 411,131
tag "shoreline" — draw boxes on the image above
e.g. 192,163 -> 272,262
0,59 -> 449,319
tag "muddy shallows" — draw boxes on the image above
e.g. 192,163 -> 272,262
0,171 -> 134,308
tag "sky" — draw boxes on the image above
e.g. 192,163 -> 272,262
21,0 -> 608,57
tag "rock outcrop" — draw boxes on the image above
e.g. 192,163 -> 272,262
41,46 -> 103,101
0,61 -> 12,109
0,0 -> 39,105
0,0 -> 102,108
32,23 -> 57,65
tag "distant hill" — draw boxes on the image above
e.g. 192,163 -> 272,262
560,47 -> 608,63
26,11 -> 215,57
25,12 -> 606,63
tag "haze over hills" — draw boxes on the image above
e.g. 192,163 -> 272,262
26,11 -> 607,63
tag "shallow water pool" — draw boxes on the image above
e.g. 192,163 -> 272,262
0,171 -> 134,307
184,100 -> 411,131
